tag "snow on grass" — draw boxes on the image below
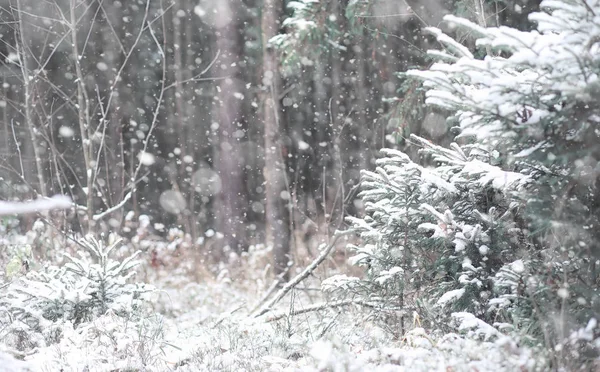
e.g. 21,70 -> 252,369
15,272 -> 542,371
0,267 -> 543,371
0,229 -> 544,371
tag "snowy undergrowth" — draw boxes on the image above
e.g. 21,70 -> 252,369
0,228 -> 544,371
29,277 -> 538,371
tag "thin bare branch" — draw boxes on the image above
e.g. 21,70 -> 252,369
259,299 -> 391,323
93,191 -> 132,221
129,1 -> 168,188
254,230 -> 354,317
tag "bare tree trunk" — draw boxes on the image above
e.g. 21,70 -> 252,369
70,0 -> 94,231
171,0 -> 195,235
101,1 -> 125,219
2,76 -> 12,169
215,0 -> 247,254
15,0 -> 46,197
172,0 -> 189,178
355,32 -> 371,171
328,0 -> 344,229
262,0 -> 291,279
184,0 -> 198,242
313,59 -> 328,225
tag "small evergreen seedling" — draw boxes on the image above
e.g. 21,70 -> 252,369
0,235 -> 154,352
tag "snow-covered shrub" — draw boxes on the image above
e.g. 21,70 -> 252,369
332,0 -> 600,368
335,137 -> 527,327
63,236 -> 152,316
24,311 -> 170,371
0,235 -> 153,352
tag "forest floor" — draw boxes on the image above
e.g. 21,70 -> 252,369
0,230 -> 543,371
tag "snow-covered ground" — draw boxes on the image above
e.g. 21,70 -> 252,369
12,277 -> 541,371
0,226 -> 544,372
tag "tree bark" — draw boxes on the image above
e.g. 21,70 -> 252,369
262,0 -> 291,279
215,0 -> 247,253
16,0 -> 46,197
355,32 -> 371,171
100,1 -> 125,219
329,0 -> 344,229
312,58 -> 328,226
70,0 -> 94,231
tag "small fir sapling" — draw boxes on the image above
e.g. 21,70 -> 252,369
0,235 -> 154,352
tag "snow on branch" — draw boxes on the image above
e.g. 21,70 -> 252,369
0,195 -> 72,216
92,191 -> 132,221
258,298 -> 395,323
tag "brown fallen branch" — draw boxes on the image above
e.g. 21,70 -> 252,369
253,230 -> 354,317
259,298 -> 401,323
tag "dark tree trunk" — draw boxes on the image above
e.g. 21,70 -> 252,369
215,0 -> 247,253
262,0 -> 291,279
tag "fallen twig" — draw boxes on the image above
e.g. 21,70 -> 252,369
248,266 -> 290,315
259,298 -> 388,323
253,230 -> 354,317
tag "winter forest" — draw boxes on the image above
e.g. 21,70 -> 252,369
0,0 -> 599,370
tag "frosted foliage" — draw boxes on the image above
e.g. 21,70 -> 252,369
407,1 -> 600,148
407,0 -> 600,274
269,0 -> 343,72
332,1 -> 600,368
344,139 -> 524,317
437,289 -> 466,307
0,236 -> 154,362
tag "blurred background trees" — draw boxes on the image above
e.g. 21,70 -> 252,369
0,0 -> 540,266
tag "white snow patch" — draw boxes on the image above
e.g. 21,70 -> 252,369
96,61 -> 108,71
138,151 -> 156,166
59,126 -> 75,138
437,288 -> 465,306
0,195 -> 71,216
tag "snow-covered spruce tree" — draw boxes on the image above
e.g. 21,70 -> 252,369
0,236 -> 153,352
324,138 -> 529,329
325,0 -> 600,366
